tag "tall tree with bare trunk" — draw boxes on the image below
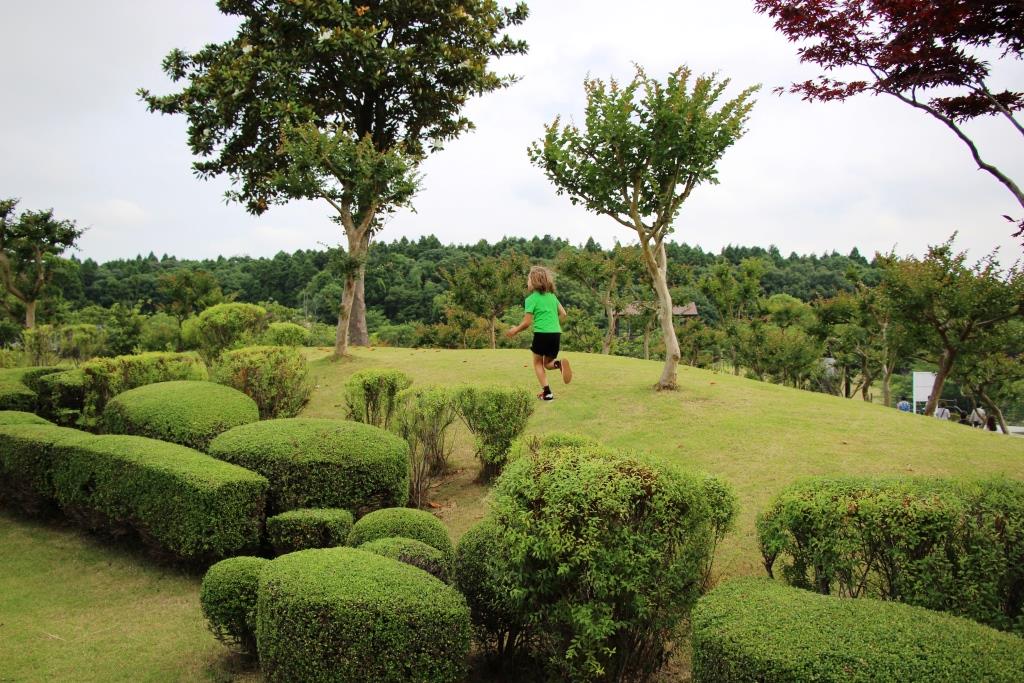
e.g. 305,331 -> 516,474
140,0 -> 528,358
530,66 -> 757,389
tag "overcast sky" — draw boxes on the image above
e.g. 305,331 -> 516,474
2,1 -> 1022,265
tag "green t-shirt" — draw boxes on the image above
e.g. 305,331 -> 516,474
525,291 -> 561,333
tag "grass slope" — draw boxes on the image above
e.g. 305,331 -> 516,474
306,348 -> 1024,576
1,347 -> 1021,681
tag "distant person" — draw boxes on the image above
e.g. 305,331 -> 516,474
506,265 -> 572,401
969,406 -> 987,428
934,405 -> 951,420
897,397 -> 912,412
986,415 -> 998,431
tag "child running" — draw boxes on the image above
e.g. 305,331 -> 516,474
506,266 -> 573,400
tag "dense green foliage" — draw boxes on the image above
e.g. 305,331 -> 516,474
691,578 -> 1024,682
36,369 -> 86,426
0,367 -> 45,411
479,442 -> 732,681
359,536 -> 453,583
80,351 -> 208,421
207,418 -> 409,515
758,476 -> 1024,633
212,345 -> 312,419
0,410 -> 51,426
344,368 -> 412,429
200,556 -> 269,656
393,385 -> 459,507
348,507 -> 454,559
256,548 -> 471,683
195,303 -> 268,360
102,380 -> 260,451
0,425 -> 267,561
261,321 -> 309,347
454,385 -> 534,480
266,508 -> 354,556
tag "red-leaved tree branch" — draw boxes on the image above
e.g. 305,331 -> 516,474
755,0 -> 1024,239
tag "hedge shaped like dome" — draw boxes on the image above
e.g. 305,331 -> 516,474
692,578 -> 1024,682
102,381 -> 260,451
201,556 -> 269,656
0,410 -> 52,426
208,418 -> 409,515
256,547 -> 470,683
348,507 -> 453,559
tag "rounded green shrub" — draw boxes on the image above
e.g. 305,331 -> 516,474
486,444 -> 724,681
212,345 -> 311,419
267,508 -> 353,556
208,418 -> 409,515
348,507 -> 453,558
80,351 -> 209,420
453,519 -> 530,660
758,476 -> 1024,633
344,368 -> 412,429
692,578 -> 1024,683
196,303 -> 268,359
454,385 -> 534,481
359,536 -> 452,582
256,547 -> 470,683
0,367 -> 44,411
261,322 -> 310,347
0,410 -> 51,426
201,556 -> 269,656
102,381 -> 259,451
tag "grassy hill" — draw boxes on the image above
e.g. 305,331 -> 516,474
2,347 -> 1021,681
306,347 -> 1024,577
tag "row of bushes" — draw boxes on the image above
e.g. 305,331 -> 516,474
758,476 -> 1024,634
30,346 -> 311,429
343,368 -> 535,484
0,415 -> 267,562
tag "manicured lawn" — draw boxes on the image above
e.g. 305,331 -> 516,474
2,347 -> 1021,681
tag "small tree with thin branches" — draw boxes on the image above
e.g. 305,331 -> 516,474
530,66 -> 757,389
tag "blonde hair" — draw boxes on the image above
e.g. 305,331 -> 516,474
527,266 -> 556,293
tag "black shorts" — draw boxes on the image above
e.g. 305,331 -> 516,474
531,332 -> 560,359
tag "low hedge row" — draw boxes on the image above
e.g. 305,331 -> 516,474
80,351 -> 208,419
0,367 -> 62,411
0,424 -> 267,562
691,578 -> 1024,682
256,547 -> 470,683
102,381 -> 260,451
266,508 -> 353,556
208,418 -> 409,515
348,507 -> 454,559
36,369 -> 86,426
758,476 -> 1024,633
0,410 -> 52,426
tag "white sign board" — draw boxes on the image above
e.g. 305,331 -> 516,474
912,371 -> 937,414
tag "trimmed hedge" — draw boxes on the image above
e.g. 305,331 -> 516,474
36,368 -> 86,426
196,303 -> 268,360
0,423 -> 92,515
359,536 -> 452,583
51,433 -> 268,562
348,507 -> 453,559
691,578 -> 1024,682
256,547 -> 470,683
758,476 -> 1024,633
102,380 -> 260,451
212,345 -> 312,419
80,351 -> 208,420
0,410 -> 52,426
454,385 -> 534,481
261,322 -> 310,347
0,367 -> 58,411
267,508 -> 353,556
208,418 -> 409,515
201,556 -> 269,656
0,423 -> 268,562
